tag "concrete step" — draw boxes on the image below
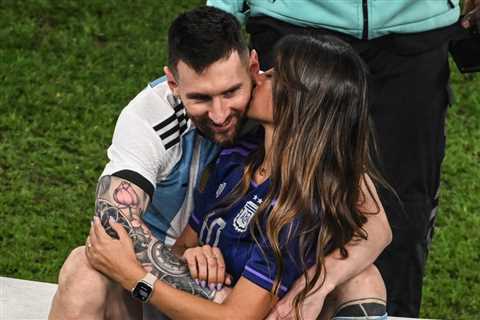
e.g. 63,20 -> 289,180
1,276 -> 57,320
0,276 -> 436,320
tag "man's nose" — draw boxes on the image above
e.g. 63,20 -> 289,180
209,97 -> 229,125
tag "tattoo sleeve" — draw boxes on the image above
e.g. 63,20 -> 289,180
95,175 -> 215,300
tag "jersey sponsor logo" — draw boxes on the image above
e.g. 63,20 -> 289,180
216,182 -> 226,199
233,195 -> 262,233
153,103 -> 188,150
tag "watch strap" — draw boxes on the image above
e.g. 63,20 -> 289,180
141,272 -> 157,287
131,272 -> 157,303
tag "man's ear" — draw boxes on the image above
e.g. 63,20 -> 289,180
249,49 -> 260,76
164,66 -> 179,96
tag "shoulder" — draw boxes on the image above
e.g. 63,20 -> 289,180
117,77 -> 193,151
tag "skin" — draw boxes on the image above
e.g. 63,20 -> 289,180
164,50 -> 259,145
48,51 -> 260,320
86,68 -> 391,319
179,70 -> 392,319
271,3 -> 479,318
178,69 -> 275,291
461,0 -> 480,29
50,44 -> 390,320
54,0 -> 478,317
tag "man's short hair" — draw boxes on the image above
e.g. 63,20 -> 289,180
168,6 -> 249,77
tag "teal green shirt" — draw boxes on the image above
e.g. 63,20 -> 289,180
207,0 -> 460,40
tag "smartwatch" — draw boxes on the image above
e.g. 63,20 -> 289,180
131,272 -> 157,303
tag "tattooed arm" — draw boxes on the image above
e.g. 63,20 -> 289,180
93,175 -> 215,299
87,214 -> 276,319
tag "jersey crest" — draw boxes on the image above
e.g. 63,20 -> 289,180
233,196 -> 261,233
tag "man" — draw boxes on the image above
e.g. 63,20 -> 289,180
49,6 -> 391,320
208,0 -> 480,317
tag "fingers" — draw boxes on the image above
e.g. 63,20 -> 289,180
183,247 -> 202,284
88,217 -> 131,256
183,245 -> 227,290
88,220 -> 99,247
225,273 -> 232,286
196,247 -> 209,287
90,216 -> 107,243
109,217 -> 129,240
203,245 -> 219,290
183,249 -> 200,282
212,247 -> 226,290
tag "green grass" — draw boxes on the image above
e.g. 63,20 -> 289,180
0,1 -> 478,319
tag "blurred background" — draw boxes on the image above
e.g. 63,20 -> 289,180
0,1 -> 478,318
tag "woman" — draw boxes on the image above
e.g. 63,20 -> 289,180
88,34 -> 390,320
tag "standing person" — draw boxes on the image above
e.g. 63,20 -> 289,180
49,6 -> 392,320
86,34 -> 391,320
208,0 -> 480,317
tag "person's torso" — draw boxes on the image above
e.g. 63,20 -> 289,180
143,78 -> 221,244
102,77 -> 221,244
197,165 -> 271,285
236,0 -> 460,39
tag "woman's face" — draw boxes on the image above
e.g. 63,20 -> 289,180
247,69 -> 274,124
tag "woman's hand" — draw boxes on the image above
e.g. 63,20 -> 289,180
85,216 -> 145,290
183,244 -> 231,291
266,268 -> 334,320
213,286 -> 233,304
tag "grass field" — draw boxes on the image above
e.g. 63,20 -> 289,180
0,1 -> 479,319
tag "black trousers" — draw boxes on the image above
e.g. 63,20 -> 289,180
247,17 -> 453,317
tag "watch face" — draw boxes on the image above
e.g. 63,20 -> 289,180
132,281 -> 153,303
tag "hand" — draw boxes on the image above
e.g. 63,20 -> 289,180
266,272 -> 333,320
461,0 -> 480,30
85,216 -> 145,290
183,244 -> 231,291
213,286 -> 233,304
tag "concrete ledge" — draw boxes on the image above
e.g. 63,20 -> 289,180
0,276 -> 435,320
1,276 -> 57,320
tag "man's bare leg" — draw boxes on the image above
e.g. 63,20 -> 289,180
319,265 -> 387,320
49,246 -> 142,320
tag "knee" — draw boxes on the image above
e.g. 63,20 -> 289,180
334,265 -> 386,303
354,265 -> 384,286
58,246 -> 87,281
51,246 -> 109,319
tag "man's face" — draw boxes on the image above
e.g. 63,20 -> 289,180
166,51 -> 257,145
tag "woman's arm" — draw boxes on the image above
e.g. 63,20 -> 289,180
140,275 -> 275,320
87,217 -> 276,320
267,174 -> 392,319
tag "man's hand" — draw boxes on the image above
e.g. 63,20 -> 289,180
266,270 -> 334,320
183,244 -> 232,291
461,0 -> 480,30
86,216 -> 144,290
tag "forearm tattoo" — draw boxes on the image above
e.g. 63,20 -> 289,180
95,176 -> 215,300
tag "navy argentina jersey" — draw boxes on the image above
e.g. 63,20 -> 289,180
189,140 -> 311,298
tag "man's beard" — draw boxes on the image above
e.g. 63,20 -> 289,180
191,111 -> 244,146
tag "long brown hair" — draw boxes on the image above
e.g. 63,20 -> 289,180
260,34 -> 387,318
211,34 -> 387,319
